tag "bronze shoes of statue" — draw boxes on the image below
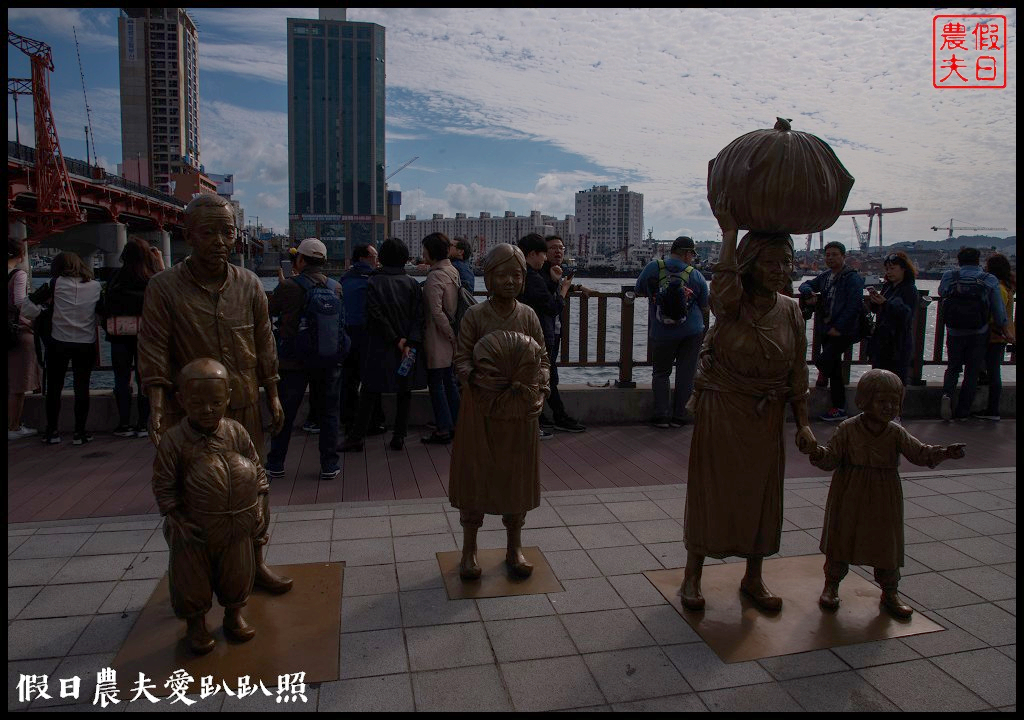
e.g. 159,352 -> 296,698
254,544 -> 293,594
223,607 -> 257,642
679,572 -> 706,611
818,581 -> 841,611
739,578 -> 783,612
881,590 -> 914,619
185,615 -> 216,655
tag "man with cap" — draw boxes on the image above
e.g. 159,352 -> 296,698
266,238 -> 345,481
634,236 -> 710,427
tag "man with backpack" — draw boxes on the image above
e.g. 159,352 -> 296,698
938,246 -> 1010,421
635,236 -> 709,428
266,238 -> 349,481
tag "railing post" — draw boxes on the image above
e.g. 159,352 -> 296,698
560,295 -> 570,361
616,286 -> 636,388
932,294 -> 946,363
596,295 -> 607,364
910,290 -> 930,385
578,294 -> 589,364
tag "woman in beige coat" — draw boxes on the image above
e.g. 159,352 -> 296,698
421,232 -> 462,444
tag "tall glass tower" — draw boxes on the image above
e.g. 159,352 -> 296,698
287,9 -> 386,260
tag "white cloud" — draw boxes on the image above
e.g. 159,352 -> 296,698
7,8 -> 117,48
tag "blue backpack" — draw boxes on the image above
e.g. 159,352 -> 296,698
286,274 -> 351,368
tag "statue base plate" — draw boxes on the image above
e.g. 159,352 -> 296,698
111,562 -> 344,696
437,547 -> 563,599
645,555 -> 943,663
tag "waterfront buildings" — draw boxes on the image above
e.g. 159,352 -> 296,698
287,8 -> 387,261
575,185 -> 644,262
117,8 -> 201,194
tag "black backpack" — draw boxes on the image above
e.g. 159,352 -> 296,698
652,260 -> 695,326
942,271 -> 990,331
281,274 -> 351,368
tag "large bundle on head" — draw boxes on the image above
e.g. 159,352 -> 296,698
471,330 -> 546,420
707,117 -> 855,234
183,451 -> 261,546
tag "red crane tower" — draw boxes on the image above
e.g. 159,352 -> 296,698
8,30 -> 84,245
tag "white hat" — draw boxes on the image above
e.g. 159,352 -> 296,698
297,237 -> 327,260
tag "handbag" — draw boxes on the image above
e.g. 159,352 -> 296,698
106,316 -> 141,336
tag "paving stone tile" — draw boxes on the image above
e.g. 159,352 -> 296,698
476,593 -> 556,621
937,603 -> 1016,647
395,559 -> 445,592
75,530 -> 153,556
899,481 -> 939,499
948,491 -> 1015,512
568,523 -> 638,550
8,557 -> 68,587
991,532 -> 1015,549
608,573 -> 669,608
522,506 -> 564,528
781,670 -> 899,711
652,497 -> 686,519
641,486 -> 686,501
621,519 -> 682,545
343,564 -> 398,596
562,608 -> 654,653
31,651 -> 118,709
406,623 -> 493,671
913,494 -> 989,516
931,648 -> 1017,707
757,649 -> 849,681
8,526 -> 37,536
317,674 -> 414,713
548,577 -> 627,615
122,551 -> 168,581
546,494 -> 600,506
19,582 -> 116,620
331,504 -> 390,519
645,541 -> 687,569
390,513 -> 451,537
832,638 -> 921,668
98,578 -> 160,614
35,524 -> 104,535
783,491 -> 815,508
606,500 -> 670,523
8,615 -> 92,660
387,502 -> 444,515
96,519 -> 160,532
521,526 -> 583,552
944,536 -> 1016,565
7,535 -> 28,557
612,694 -> 707,712
857,658 -> 988,712
411,665 -> 512,712
268,518 -> 331,543
8,657 -> 60,711
265,541 -> 330,565
338,628 -> 408,679
68,612 -> 140,656
782,505 -> 824,530
10,533 -> 92,560
584,646 -> 689,703
141,530 -> 168,553
898,571 -> 986,609
954,473 -> 1016,492
905,515 -> 980,541
993,562 -> 1015,579
904,541 -> 982,571
633,605 -> 701,646
900,500 -> 937,519
901,526 -> 935,545
485,615 -> 577,662
699,682 -> 803,712
948,512 -> 1016,536
331,516 -> 391,540
996,645 -> 1015,661
553,503 -> 619,526
544,549 -> 602,580
341,592 -> 402,633
400,587 -> 479,627
330,538 -> 395,566
9,586 -> 40,620
899,622 -> 987,657
391,533 -> 457,563
500,656 -> 605,712
994,599 -> 1015,616
50,554 -> 135,584
596,490 -> 652,504
778,529 -> 822,557
663,642 -> 773,691
988,487 -> 1015,502
988,508 -> 1015,524
791,486 -> 831,505
912,476 -> 976,494
941,566 -> 1017,602
586,545 -> 662,576
273,508 -> 334,522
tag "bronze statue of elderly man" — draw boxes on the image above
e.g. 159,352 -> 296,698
448,244 -> 550,580
152,358 -> 269,654
139,193 -> 291,594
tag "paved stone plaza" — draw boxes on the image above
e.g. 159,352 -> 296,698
8,466 -> 1016,712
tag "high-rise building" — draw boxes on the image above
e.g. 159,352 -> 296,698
287,9 -> 386,260
118,8 -> 201,193
575,185 -> 643,261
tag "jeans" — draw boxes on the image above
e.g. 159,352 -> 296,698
340,329 -> 384,430
815,334 -> 855,409
545,338 -> 567,418
943,332 -> 988,418
650,333 -> 702,420
110,339 -> 149,428
45,340 -> 96,434
427,366 -> 460,434
984,342 -> 1006,417
267,367 -> 342,473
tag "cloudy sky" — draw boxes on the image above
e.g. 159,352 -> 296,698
7,7 -> 1017,246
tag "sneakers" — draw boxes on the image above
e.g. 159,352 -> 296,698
539,414 -> 555,430
389,436 -> 405,451
539,428 -> 554,440
113,425 -> 136,438
319,468 -> 340,481
302,421 -> 320,434
651,417 -> 671,429
670,416 -> 689,428
940,394 -> 953,421
972,414 -> 1000,421
8,425 -> 37,440
265,467 -> 286,480
41,432 -> 61,445
553,415 -> 586,433
134,426 -> 149,439
819,408 -> 848,422
366,422 -> 388,437
421,431 -> 453,445
72,433 -> 94,446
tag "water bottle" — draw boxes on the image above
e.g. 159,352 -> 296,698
397,347 -> 417,377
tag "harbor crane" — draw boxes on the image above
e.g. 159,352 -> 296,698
839,203 -> 908,250
386,156 -> 419,182
851,217 -> 871,252
930,218 -> 1007,239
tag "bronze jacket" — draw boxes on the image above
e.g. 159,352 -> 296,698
139,260 -> 279,411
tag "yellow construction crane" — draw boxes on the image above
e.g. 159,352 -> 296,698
931,218 -> 1007,239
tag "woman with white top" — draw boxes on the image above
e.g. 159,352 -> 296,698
38,252 -> 102,445
7,238 -> 42,440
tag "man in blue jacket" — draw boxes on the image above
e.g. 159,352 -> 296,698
450,237 -> 477,293
634,236 -> 709,427
799,241 -> 864,421
340,243 -> 386,435
938,246 -> 1010,420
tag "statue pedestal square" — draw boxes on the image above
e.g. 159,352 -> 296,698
111,563 -> 344,697
645,555 -> 943,663
437,547 -> 563,599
